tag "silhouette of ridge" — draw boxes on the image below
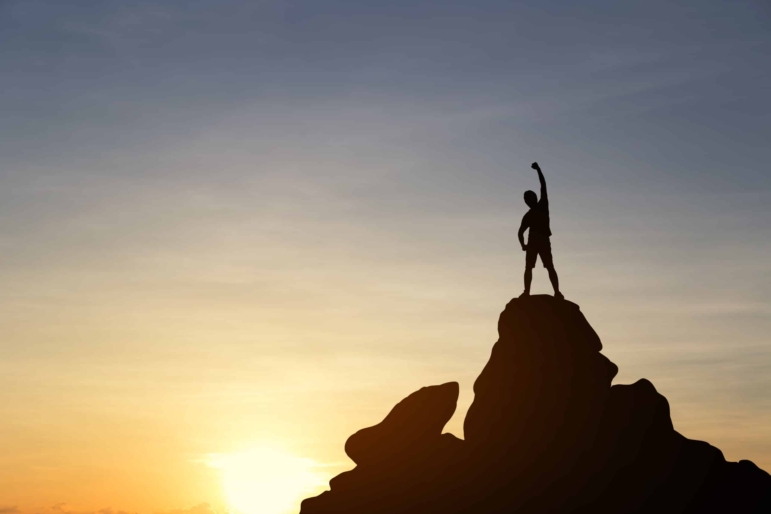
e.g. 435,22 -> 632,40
301,296 -> 771,513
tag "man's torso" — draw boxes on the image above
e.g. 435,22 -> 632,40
526,199 -> 552,239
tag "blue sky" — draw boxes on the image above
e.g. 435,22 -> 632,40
0,1 -> 769,512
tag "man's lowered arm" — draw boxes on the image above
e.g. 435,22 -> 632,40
518,217 -> 528,251
532,162 -> 547,203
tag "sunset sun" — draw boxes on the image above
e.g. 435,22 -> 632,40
208,447 -> 328,514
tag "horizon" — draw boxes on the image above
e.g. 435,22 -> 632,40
1,1 -> 770,514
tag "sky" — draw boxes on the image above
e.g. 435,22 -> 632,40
0,0 -> 770,513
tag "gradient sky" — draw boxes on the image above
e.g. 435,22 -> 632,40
1,1 -> 770,513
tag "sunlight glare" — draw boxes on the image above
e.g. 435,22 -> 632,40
208,446 -> 327,514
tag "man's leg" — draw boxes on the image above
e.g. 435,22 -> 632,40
522,267 -> 533,297
541,239 -> 563,299
522,244 -> 536,297
546,266 -> 563,299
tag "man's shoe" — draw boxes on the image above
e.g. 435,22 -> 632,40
554,291 -> 565,300
519,291 -> 530,298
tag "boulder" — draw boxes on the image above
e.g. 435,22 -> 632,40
302,382 -> 465,514
345,381 -> 459,466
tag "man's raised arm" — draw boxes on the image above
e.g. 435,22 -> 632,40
532,162 -> 547,203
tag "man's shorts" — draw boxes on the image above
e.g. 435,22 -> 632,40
526,235 -> 554,269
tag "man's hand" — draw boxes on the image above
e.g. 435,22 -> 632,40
521,244 -> 528,252
531,162 -> 540,171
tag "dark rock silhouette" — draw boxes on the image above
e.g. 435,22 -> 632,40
345,382 -> 460,466
306,383 -> 465,512
301,295 -> 771,513
465,296 -> 616,459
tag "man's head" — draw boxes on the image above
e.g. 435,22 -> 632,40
524,190 -> 538,208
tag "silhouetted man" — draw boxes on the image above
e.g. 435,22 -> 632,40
518,162 -> 563,299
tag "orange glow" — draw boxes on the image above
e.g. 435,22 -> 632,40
207,447 -> 328,514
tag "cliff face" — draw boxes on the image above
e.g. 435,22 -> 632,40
465,297 -> 617,467
301,295 -> 771,513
